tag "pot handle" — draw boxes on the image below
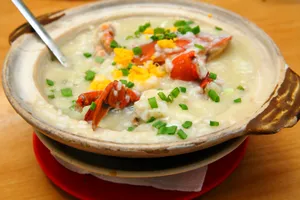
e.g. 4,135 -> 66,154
9,10 -> 64,44
246,68 -> 300,135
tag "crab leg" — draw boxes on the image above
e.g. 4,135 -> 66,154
75,91 -> 102,112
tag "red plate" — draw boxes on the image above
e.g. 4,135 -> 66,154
33,134 -> 248,200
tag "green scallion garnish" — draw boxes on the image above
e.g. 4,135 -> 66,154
192,26 -> 200,34
146,117 -> 156,123
120,69 -> 129,76
126,81 -> 134,88
208,89 -> 220,102
167,94 -> 174,103
112,61 -> 116,65
215,26 -> 223,31
46,79 -> 54,86
90,102 -> 96,110
209,72 -> 217,80
152,120 -> 167,129
194,44 -> 205,50
158,126 -> 177,135
61,88 -> 73,97
110,40 -> 119,48
182,121 -> 192,129
127,63 -> 133,69
154,27 -> 165,34
170,87 -> 180,98
178,26 -> 192,35
47,94 -> 55,99
127,126 -> 136,132
179,103 -> 188,110
177,129 -> 188,139
237,85 -> 245,91
174,20 -> 194,27
120,79 -> 127,85
133,47 -> 142,56
234,98 -> 242,103
95,56 -> 105,64
158,92 -> 168,102
179,87 -> 186,93
85,70 -> 96,81
83,52 -> 92,58
210,121 -> 220,126
126,35 -> 134,40
148,97 -> 158,109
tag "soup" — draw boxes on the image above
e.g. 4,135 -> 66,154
34,17 -> 275,143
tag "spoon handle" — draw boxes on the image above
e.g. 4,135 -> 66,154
11,0 -> 68,67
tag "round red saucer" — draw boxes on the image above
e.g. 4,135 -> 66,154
33,134 -> 248,200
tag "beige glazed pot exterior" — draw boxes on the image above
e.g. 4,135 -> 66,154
3,0 -> 300,158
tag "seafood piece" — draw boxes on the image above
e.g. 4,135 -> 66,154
76,80 -> 140,130
94,24 -> 115,56
170,51 -> 200,81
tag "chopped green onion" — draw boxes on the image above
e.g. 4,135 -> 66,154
133,47 -> 142,56
192,26 -> 200,34
170,87 -> 180,98
85,70 -> 96,81
126,81 -> 134,88
215,26 -> 223,31
126,35 -> 134,40
95,56 -> 105,64
237,85 -> 245,91
138,22 -> 151,32
47,94 -> 55,99
182,121 -> 192,129
152,120 -> 166,129
210,121 -> 220,126
134,30 -> 141,37
158,125 -> 177,135
234,98 -> 242,103
46,79 -> 54,86
127,63 -> 133,69
146,117 -> 156,123
177,129 -> 188,139
158,92 -> 168,101
179,103 -> 188,110
120,79 -> 127,85
174,20 -> 187,27
61,88 -> 73,97
167,94 -> 174,103
110,40 -> 119,48
83,52 -> 92,58
208,89 -> 220,102
194,44 -> 205,50
148,97 -> 158,109
112,61 -> 116,65
180,87 -> 186,93
209,72 -> 217,80
127,126 -> 136,132
120,69 -> 129,76
90,102 -> 96,110
154,27 -> 165,34
178,26 -> 192,34
50,89 -> 55,92
164,32 -> 177,40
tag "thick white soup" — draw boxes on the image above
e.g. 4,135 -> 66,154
34,17 -> 275,143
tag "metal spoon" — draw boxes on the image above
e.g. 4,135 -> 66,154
11,0 -> 68,67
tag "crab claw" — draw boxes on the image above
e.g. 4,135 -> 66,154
170,51 -> 200,81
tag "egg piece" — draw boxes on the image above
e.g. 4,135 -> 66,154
89,75 -> 111,90
113,48 -> 134,67
157,39 -> 176,49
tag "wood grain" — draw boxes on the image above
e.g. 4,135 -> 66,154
0,0 -> 300,199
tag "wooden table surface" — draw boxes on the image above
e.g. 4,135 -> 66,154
1,0 -> 300,199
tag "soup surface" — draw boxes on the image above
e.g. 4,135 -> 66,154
34,17 -> 275,143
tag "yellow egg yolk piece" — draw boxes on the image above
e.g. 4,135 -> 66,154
89,75 -> 111,91
157,39 -> 176,48
113,48 -> 134,67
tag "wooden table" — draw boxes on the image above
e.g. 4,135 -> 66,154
1,0 -> 300,199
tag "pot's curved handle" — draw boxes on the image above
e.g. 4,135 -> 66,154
9,10 -> 65,44
246,68 -> 300,135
